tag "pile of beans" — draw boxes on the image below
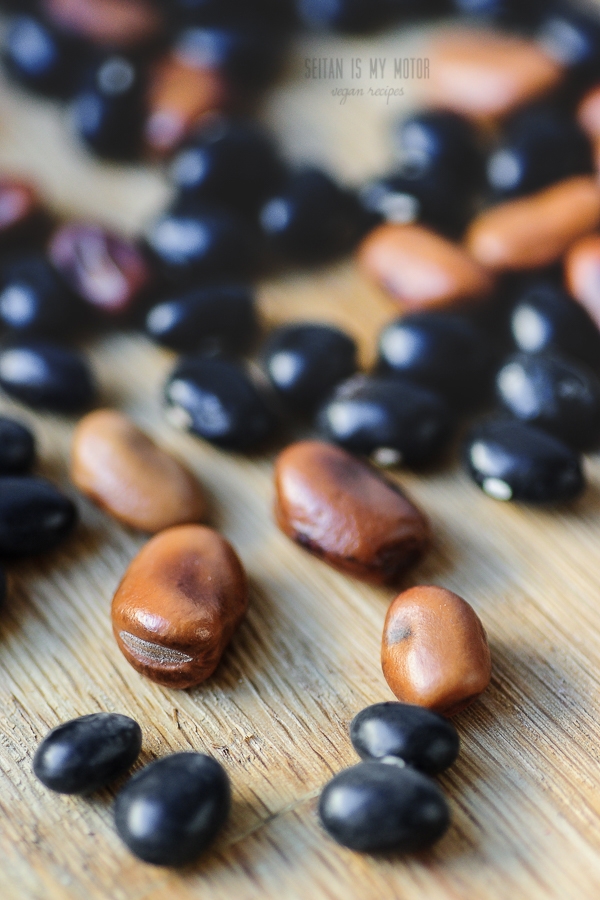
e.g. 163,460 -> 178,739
2,0 -> 600,869
319,701 -> 460,853
33,713 -> 231,866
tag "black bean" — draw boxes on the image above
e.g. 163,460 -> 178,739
464,417 -> 585,504
496,351 -> 600,450
350,702 -> 460,775
33,713 -> 142,795
0,416 -> 35,475
378,312 -> 491,409
0,476 -> 77,555
169,118 -> 286,216
172,24 -> 287,90
360,169 -> 472,238
71,55 -> 146,162
0,255 -> 84,339
318,374 -> 454,466
114,753 -> 230,866
486,105 -> 593,200
392,110 -> 483,193
145,206 -> 257,284
319,760 -> 450,853
536,5 -> 600,88
450,0 -> 544,29
259,168 -> 367,265
296,0 -> 397,32
509,279 -> 600,373
3,14 -> 87,99
0,340 -> 97,414
145,284 -> 258,354
165,356 -> 276,450
163,0 -> 294,29
263,323 -> 357,414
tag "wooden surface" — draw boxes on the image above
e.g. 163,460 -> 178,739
1,21 -> 600,900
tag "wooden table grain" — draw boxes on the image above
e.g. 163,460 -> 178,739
1,21 -> 600,900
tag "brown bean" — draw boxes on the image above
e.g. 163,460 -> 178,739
111,525 -> 248,688
48,223 -> 150,318
466,176 -> 600,271
357,223 -> 492,310
578,85 -> 600,140
145,56 -> 227,157
382,585 -> 491,716
565,233 -> 600,329
0,178 -> 40,242
425,29 -> 563,119
274,441 -> 430,586
71,409 -> 206,533
42,0 -> 162,48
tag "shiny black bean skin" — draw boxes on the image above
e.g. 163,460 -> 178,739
486,105 -> 593,200
0,416 -> 35,475
392,110 -> 483,192
3,14 -> 87,99
33,714 -> 142,795
496,352 -> 600,451
378,312 -> 491,409
172,24 -> 287,89
169,118 -> 286,216
464,417 -> 585,504
509,279 -> 600,373
450,0 -> 544,28
536,5 -> 600,88
0,255 -> 83,339
263,323 -> 357,414
318,374 -> 455,466
259,169 -> 368,265
163,0 -> 294,29
165,356 -> 276,450
71,55 -> 146,162
0,476 -> 77,555
0,340 -> 97,414
146,207 -> 257,285
319,760 -> 450,853
350,703 -> 460,775
296,0 -> 397,32
145,284 -> 258,354
360,169 -> 472,238
114,753 -> 230,866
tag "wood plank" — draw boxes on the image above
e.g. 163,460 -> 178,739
0,19 -> 600,900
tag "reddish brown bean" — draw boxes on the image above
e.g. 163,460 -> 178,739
71,409 -> 206,533
466,176 -> 600,271
0,178 -> 41,243
42,0 -> 162,48
145,56 -> 227,157
577,85 -> 600,140
425,29 -> 563,119
48,223 -> 150,317
382,585 -> 492,716
565,233 -> 600,330
111,525 -> 248,688
357,223 -> 492,310
274,441 -> 430,585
